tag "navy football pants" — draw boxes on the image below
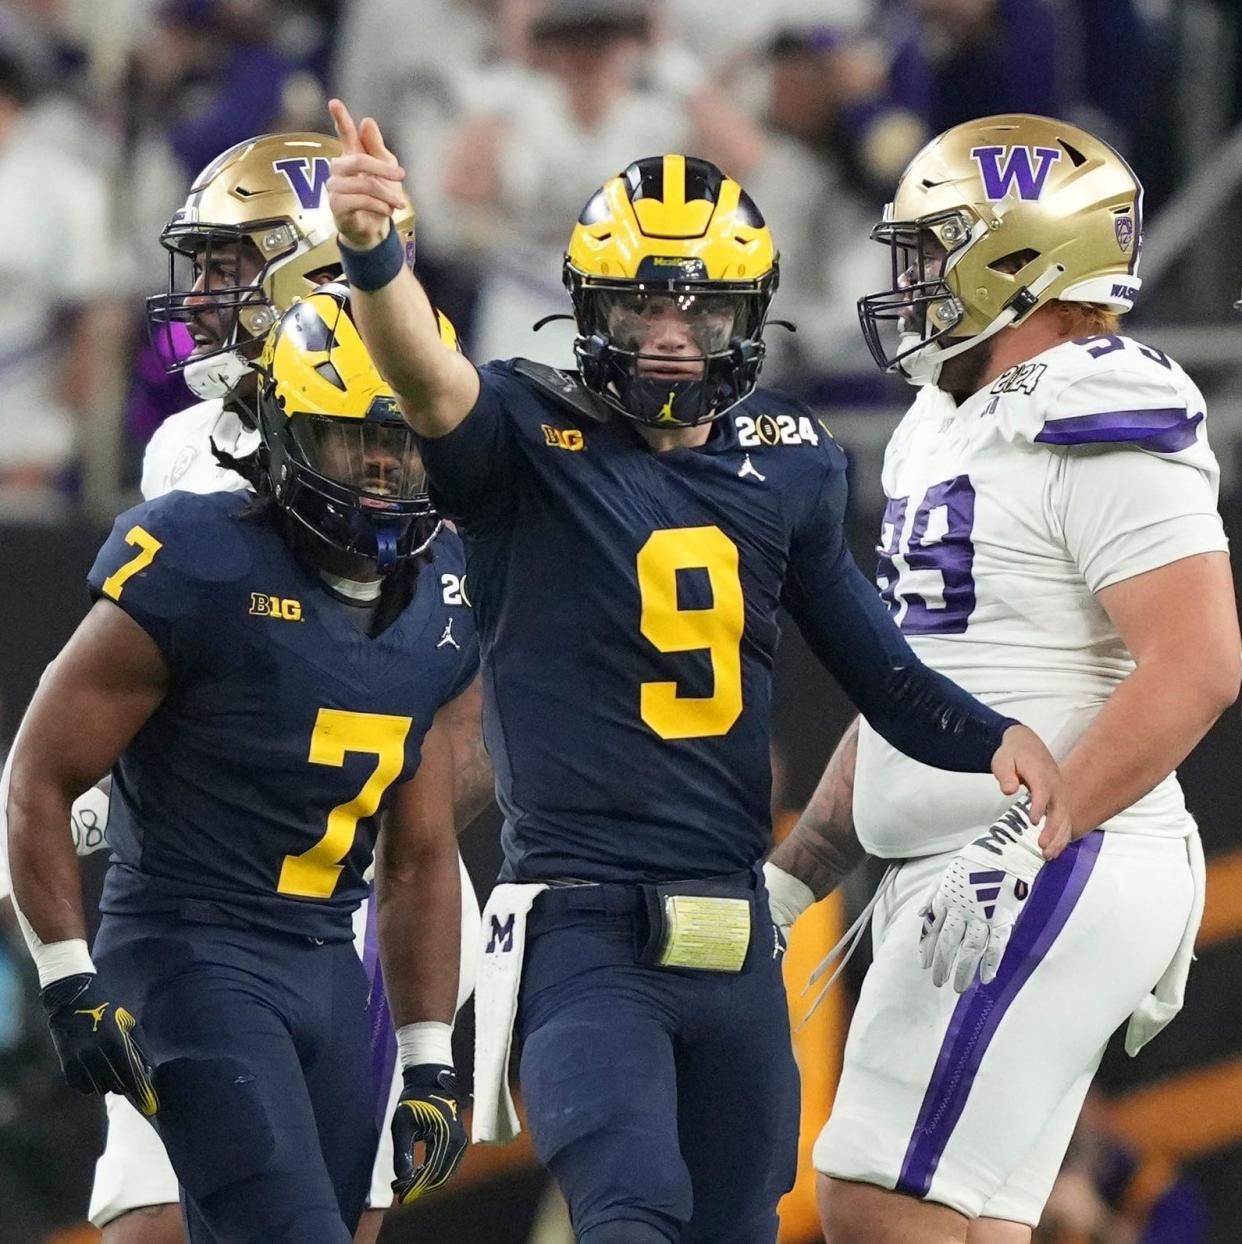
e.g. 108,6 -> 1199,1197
93,911 -> 376,1243
517,882 -> 800,1242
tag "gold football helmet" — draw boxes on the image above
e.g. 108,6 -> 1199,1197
564,154 -> 778,426
858,114 -> 1143,386
258,285 -> 459,571
148,132 -> 416,403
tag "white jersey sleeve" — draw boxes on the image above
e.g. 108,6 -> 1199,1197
140,400 -> 258,500
1032,337 -> 1227,590
1053,446 -> 1228,593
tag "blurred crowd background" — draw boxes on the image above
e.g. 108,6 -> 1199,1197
2,0 -> 1242,1241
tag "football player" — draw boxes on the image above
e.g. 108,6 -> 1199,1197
0,133 -> 487,1244
323,100 -> 1069,1243
6,287 -> 480,1242
766,114 -> 1240,1244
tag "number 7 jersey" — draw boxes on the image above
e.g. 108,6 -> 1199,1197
855,334 -> 1229,857
87,489 -> 479,940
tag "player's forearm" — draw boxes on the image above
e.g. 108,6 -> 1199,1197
343,249 -> 479,437
377,836 -> 461,1027
6,767 -> 90,952
768,718 -> 865,901
1061,658 -> 1238,836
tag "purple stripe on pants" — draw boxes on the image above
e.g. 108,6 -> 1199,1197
362,888 -> 397,1131
896,832 -> 1104,1198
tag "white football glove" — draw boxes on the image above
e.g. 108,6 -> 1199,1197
919,801 -> 1045,993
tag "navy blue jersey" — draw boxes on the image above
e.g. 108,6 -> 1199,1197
418,361 -> 985,883
87,491 -> 478,939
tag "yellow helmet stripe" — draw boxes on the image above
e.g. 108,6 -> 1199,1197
662,153 -> 687,211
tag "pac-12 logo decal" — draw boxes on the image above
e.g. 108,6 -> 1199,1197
273,156 -> 331,209
1114,214 -> 1135,253
969,145 -> 1061,201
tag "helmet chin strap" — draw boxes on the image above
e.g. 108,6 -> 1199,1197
897,263 -> 1066,388
184,350 -> 253,400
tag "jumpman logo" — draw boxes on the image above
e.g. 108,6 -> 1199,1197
76,1003 -> 110,1032
437,618 -> 460,650
738,453 -> 766,482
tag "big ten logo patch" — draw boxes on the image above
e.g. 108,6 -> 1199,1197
440,573 -> 470,606
249,593 -> 303,621
542,424 -> 585,451
736,412 -> 821,448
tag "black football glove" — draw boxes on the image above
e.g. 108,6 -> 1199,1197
390,1064 -> 468,1203
41,973 -> 159,1117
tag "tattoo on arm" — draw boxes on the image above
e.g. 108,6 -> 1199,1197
769,718 -> 865,900
452,728 -> 494,831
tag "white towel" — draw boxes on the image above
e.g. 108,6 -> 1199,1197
471,882 -> 548,1143
1125,828 -> 1206,1056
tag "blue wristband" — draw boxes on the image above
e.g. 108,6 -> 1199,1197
338,226 -> 405,292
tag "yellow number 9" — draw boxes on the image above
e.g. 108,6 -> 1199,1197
637,526 -> 745,740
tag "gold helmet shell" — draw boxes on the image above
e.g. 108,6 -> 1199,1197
858,114 -> 1143,384
148,132 -> 416,392
257,284 -> 458,570
564,154 -> 779,426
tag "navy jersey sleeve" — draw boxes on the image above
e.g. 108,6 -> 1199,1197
780,447 -> 1015,774
87,492 -> 250,673
413,362 -> 524,533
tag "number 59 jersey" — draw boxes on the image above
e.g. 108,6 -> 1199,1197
855,335 -> 1229,858
87,489 -> 479,940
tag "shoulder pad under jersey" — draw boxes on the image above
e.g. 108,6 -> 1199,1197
989,335 -> 1208,459
510,358 -> 611,423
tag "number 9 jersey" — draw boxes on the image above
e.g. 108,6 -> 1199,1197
87,489 -> 479,940
856,333 -> 1228,857
416,360 -> 881,884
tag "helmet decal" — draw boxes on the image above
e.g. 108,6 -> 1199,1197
969,145 -> 1063,201
272,156 -> 332,210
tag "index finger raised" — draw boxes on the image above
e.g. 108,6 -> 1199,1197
329,98 -> 362,153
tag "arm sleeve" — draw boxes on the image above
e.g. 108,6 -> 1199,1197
1053,446 -> 1229,594
413,364 -> 521,533
781,460 -> 1015,774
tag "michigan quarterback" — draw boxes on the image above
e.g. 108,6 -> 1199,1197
0,133 -> 486,1244
7,286 -> 481,1241
323,100 -> 1070,1242
767,115 -> 1240,1244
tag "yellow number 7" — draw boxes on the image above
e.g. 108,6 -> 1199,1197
101,526 -> 163,601
278,709 -> 412,899
637,526 -> 745,740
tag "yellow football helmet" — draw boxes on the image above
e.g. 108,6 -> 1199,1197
858,114 -> 1143,386
258,285 -> 459,571
148,132 -> 416,403
564,154 -> 778,426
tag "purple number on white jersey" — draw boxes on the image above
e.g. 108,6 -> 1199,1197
877,475 -> 977,635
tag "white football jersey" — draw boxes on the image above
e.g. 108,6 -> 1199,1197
854,334 -> 1229,857
139,399 -> 258,499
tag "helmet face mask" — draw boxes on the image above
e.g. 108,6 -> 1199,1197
856,114 -> 1144,388
259,289 -> 445,574
149,226 -> 279,396
564,154 -> 778,428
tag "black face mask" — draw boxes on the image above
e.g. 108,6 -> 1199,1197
570,282 -> 775,427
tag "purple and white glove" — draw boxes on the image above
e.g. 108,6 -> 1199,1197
919,801 -> 1045,992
